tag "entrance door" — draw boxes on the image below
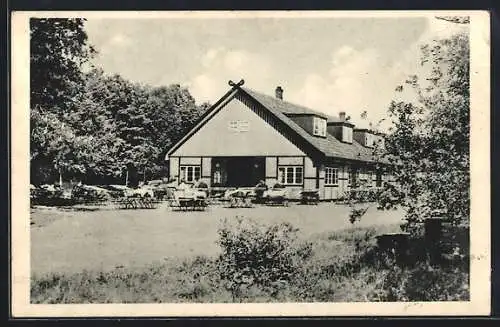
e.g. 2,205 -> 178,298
213,157 -> 265,187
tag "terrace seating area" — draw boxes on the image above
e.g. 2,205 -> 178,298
30,178 -> 385,212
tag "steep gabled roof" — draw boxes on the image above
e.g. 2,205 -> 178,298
240,87 -> 383,163
242,87 -> 343,124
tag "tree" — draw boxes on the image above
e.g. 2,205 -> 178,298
30,18 -> 95,185
30,19 -> 209,186
30,18 -> 95,114
380,20 -> 469,234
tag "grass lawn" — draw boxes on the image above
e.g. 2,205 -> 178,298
31,202 -> 404,276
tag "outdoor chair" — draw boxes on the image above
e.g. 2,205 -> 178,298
225,188 -> 255,208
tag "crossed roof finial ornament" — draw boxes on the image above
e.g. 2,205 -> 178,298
228,79 -> 245,87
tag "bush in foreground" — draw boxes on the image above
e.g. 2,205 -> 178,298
216,217 -> 313,299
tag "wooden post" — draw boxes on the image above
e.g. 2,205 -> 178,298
424,218 -> 443,264
59,168 -> 63,188
125,169 -> 129,187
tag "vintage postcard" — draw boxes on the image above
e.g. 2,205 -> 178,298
11,10 -> 490,317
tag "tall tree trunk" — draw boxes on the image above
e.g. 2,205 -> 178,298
125,169 -> 129,186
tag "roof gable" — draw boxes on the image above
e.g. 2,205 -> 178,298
166,87 -> 239,158
169,95 -> 305,157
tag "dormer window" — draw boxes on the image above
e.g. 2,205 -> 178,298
365,133 -> 373,147
342,125 -> 353,143
313,116 -> 327,137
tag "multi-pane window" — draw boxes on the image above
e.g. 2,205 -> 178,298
278,166 -> 303,185
180,165 -> 201,183
313,117 -> 327,137
325,167 -> 339,186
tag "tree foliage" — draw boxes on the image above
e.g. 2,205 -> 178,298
30,18 -> 96,114
30,18 -> 96,184
380,23 -> 470,232
30,19 -> 208,186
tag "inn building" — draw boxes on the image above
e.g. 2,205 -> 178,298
165,80 -> 392,200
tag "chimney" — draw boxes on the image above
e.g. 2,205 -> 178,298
339,111 -> 346,122
275,86 -> 283,100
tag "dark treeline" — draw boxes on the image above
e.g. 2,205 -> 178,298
30,18 -> 209,187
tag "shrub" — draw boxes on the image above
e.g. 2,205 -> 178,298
382,263 -> 469,301
348,205 -> 369,224
30,186 -> 75,206
216,217 -> 312,298
71,184 -> 109,203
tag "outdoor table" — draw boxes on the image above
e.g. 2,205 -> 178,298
226,188 -> 255,208
115,196 -> 159,209
170,189 -> 208,211
262,189 -> 288,206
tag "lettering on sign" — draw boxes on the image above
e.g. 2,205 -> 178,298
228,120 -> 250,132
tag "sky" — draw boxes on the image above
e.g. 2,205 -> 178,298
84,15 -> 468,130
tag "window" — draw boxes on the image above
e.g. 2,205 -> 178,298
278,166 -> 303,185
364,133 -> 375,147
213,170 -> 222,184
325,167 -> 339,186
342,126 -> 353,143
365,134 -> 371,147
313,116 -> 327,137
348,168 -> 358,187
228,121 -> 239,132
180,165 -> 201,183
376,171 -> 383,187
366,171 -> 373,187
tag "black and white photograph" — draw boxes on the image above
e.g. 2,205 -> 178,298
11,11 -> 490,317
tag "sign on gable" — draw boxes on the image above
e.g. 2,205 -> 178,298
228,120 -> 250,132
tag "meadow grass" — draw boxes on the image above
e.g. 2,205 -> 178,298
31,222 -> 469,303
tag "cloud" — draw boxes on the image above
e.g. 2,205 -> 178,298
290,16 -> 469,131
108,33 -> 132,47
187,48 -> 274,104
201,47 -> 225,68
420,15 -> 469,43
97,33 -> 133,58
290,46 -> 390,130
183,16 -> 469,132
386,16 -> 470,104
